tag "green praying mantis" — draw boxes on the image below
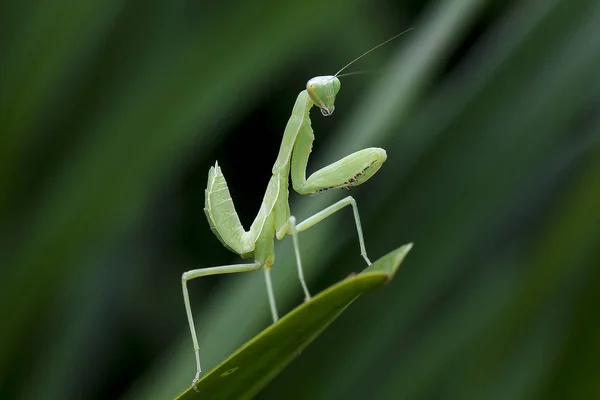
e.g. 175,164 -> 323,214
182,29 -> 412,388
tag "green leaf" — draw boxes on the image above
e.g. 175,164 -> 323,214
174,244 -> 412,400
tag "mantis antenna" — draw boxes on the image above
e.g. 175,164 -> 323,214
334,28 -> 414,77
336,69 -> 385,78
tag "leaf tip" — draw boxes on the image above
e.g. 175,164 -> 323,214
384,242 -> 413,281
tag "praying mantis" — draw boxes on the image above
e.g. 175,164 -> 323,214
182,30 -> 411,388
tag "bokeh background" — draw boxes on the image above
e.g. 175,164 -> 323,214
2,0 -> 600,399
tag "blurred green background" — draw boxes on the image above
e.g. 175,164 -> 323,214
2,0 -> 600,399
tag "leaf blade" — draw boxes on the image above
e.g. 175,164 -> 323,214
175,244 -> 412,400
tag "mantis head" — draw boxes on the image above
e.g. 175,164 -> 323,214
306,29 -> 413,118
306,75 -> 341,117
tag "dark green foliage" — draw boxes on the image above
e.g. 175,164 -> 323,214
1,0 -> 599,399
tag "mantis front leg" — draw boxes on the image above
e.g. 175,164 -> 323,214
284,105 -> 386,300
289,115 -> 387,195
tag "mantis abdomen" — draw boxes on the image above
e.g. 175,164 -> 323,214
204,162 -> 248,255
204,161 -> 282,259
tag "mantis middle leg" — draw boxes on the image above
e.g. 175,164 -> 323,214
288,195 -> 372,300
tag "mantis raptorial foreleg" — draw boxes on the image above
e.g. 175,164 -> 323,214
181,262 -> 262,387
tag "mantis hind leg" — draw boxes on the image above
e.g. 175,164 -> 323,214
182,262 -> 261,389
